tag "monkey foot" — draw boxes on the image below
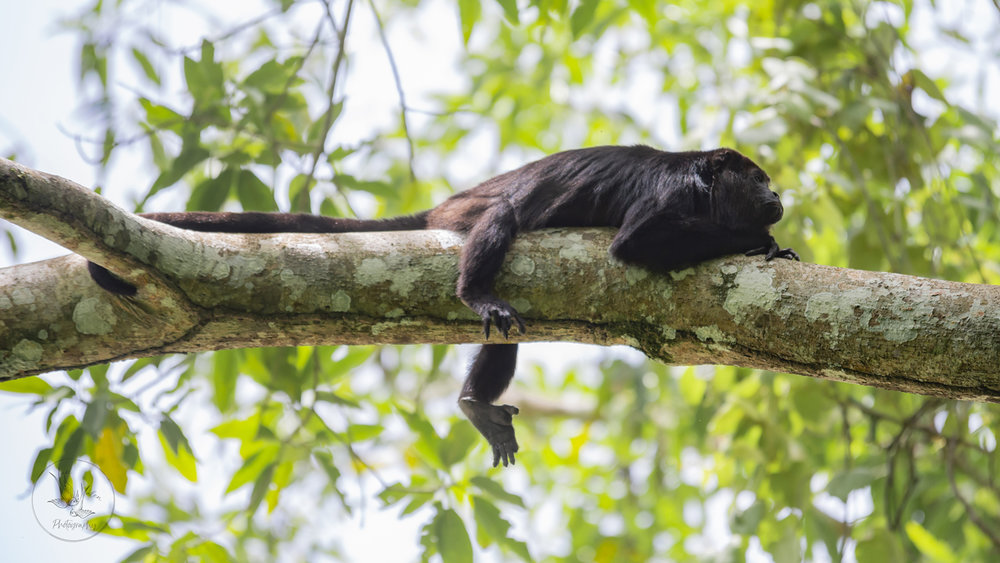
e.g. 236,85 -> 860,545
459,398 -> 520,467
469,298 -> 526,340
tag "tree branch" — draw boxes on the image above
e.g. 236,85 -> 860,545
2,157 -> 1000,404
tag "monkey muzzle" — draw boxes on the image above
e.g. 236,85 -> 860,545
764,193 -> 784,224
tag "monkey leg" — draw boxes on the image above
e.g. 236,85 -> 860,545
455,201 -> 525,339
459,344 -> 520,467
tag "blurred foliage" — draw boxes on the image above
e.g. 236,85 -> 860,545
2,0 -> 1000,561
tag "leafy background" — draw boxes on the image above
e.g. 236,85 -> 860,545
2,0 -> 1000,561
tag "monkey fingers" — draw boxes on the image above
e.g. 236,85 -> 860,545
773,247 -> 800,261
459,399 -> 520,467
746,238 -> 799,262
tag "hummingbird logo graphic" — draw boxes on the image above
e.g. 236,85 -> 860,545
31,460 -> 115,541
46,471 -> 97,519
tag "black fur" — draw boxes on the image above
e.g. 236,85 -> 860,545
88,145 -> 797,466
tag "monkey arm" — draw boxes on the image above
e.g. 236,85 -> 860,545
459,344 -> 520,467
451,200 -> 525,466
454,199 -> 526,339
608,210 -> 778,272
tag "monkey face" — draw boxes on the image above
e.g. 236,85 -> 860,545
707,151 -> 783,228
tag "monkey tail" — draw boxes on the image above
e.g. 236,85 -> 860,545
134,211 -> 429,233
87,211 -> 431,295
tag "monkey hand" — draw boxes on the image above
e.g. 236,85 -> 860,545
469,298 -> 526,339
459,398 -> 520,467
746,237 -> 799,262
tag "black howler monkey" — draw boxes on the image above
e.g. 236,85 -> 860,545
88,145 -> 798,467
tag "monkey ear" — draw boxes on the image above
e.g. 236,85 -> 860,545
696,149 -> 734,189
709,148 -> 740,168
698,148 -> 743,189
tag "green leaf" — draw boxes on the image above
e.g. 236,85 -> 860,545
50,415 -> 81,462
57,428 -> 85,490
326,345 -> 377,378
101,516 -> 168,541
856,528 -> 904,562
131,48 -> 160,85
81,397 -> 109,435
80,41 -> 107,85
767,522 -> 801,563
346,423 -> 383,442
905,521 -> 957,563
227,446 -> 280,493
494,0 -> 519,23
426,505 -> 473,563
248,462 -> 278,513
678,368 -> 706,406
159,415 -> 189,455
731,499 -> 765,534
121,545 -> 155,563
159,416 -> 197,481
791,384 -> 834,425
0,377 -> 53,395
570,0 -> 599,38
378,482 -> 411,507
470,476 -> 525,507
313,451 -> 340,484
210,348 -> 240,411
95,424 -> 130,493
289,173 -> 315,213
189,540 -> 232,563
401,492 -> 434,517
457,0 -> 481,44
236,169 -> 278,211
909,69 -> 947,103
314,391 -> 360,408
627,0 -> 656,24
244,60 -> 292,94
827,467 -> 878,501
472,496 -> 509,547
139,98 -> 184,131
332,173 -> 396,199
184,40 -> 225,108
30,448 -> 53,482
189,167 -> 235,212
398,407 -> 444,469
440,421 -> 478,467
149,142 -> 210,196
211,413 -> 260,441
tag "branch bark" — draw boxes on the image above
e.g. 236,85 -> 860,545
2,157 -> 999,402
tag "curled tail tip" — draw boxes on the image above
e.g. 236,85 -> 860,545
86,261 -> 138,296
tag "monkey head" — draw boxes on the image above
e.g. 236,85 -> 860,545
702,148 -> 783,228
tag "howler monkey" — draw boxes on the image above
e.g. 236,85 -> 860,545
88,145 -> 798,467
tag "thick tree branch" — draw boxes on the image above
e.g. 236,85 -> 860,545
2,158 -> 999,403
